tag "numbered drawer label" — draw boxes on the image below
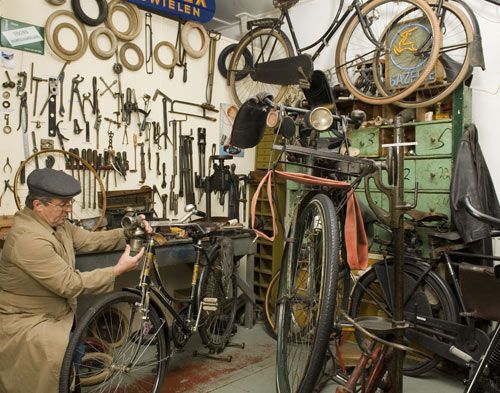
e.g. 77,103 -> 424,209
415,159 -> 452,191
349,127 -> 380,157
415,122 -> 452,156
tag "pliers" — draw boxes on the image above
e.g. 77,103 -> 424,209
17,92 -> 28,133
0,180 -> 15,207
3,157 -> 12,173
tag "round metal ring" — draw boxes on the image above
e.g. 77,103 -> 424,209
153,41 -> 178,69
45,0 -> 66,5
119,42 -> 144,71
89,27 -> 117,60
3,125 -> 12,134
2,91 -> 10,99
106,0 -> 141,42
45,10 -> 88,61
2,101 -> 10,109
52,22 -> 83,57
181,21 -> 208,59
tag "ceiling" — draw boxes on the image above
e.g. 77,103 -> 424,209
205,0 -> 276,35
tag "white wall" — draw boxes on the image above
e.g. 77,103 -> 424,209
0,0 -> 255,219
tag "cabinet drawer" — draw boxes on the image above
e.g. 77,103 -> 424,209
381,160 -> 416,190
349,127 -> 380,157
415,159 -> 452,191
415,121 -> 452,156
416,193 -> 450,218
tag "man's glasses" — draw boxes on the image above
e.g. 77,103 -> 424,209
47,199 -> 75,210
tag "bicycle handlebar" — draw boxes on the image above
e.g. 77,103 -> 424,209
460,195 -> 500,228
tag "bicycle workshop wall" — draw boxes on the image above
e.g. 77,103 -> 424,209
0,1 -> 256,296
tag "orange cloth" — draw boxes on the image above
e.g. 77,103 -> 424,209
251,170 -> 368,270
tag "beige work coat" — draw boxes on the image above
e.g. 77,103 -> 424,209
0,208 -> 126,393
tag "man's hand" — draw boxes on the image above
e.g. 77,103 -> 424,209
138,214 -> 153,234
113,244 -> 144,276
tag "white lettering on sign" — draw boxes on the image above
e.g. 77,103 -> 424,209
2,26 -> 43,47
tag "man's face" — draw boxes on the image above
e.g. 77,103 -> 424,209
33,198 -> 74,227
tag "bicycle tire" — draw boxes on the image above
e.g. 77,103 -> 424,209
386,1 -> 474,108
228,28 -> 294,107
276,194 -> 340,393
349,260 -> 459,377
264,270 -> 280,340
197,247 -> 238,352
59,291 -> 169,393
335,0 -> 441,105
218,43 -> 253,80
13,149 -> 107,231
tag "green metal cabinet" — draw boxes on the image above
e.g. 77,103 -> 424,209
415,120 -> 453,156
349,127 -> 380,157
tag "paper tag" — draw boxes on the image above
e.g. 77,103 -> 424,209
2,26 -> 43,47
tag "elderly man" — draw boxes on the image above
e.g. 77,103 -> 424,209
0,168 -> 149,393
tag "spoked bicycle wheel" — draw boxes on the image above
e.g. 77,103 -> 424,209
335,0 -> 441,105
349,260 -> 459,376
14,149 -> 106,230
391,2 -> 474,108
198,247 -> 238,352
59,292 -> 169,393
264,270 -> 281,339
276,194 -> 340,393
227,28 -> 294,106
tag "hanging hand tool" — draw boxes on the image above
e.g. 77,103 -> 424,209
31,76 -> 48,117
139,142 -> 146,183
240,175 -> 249,222
3,71 -> 15,89
17,92 -> 28,133
196,127 -> 206,203
161,162 -> 167,189
16,72 -> 27,97
86,148 -> 93,208
161,194 -> 168,218
202,31 -> 221,112
69,74 -> 86,122
103,150 -> 110,191
0,180 -> 15,207
99,77 -> 117,97
31,131 -> 39,169
93,150 -> 98,209
145,12 -> 154,75
156,152 -> 161,176
122,124 -> 129,145
81,149 -> 87,207
54,121 -> 69,151
73,119 -> 83,135
57,61 -> 69,117
3,157 -> 12,173
170,100 -> 217,121
82,93 -> 94,114
131,133 -> 138,173
94,113 -> 102,148
92,76 -> 99,115
113,51 -> 123,118
171,22 -> 188,82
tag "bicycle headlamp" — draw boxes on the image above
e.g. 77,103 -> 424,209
304,107 -> 333,131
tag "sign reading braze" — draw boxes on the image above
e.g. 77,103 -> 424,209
126,0 -> 215,23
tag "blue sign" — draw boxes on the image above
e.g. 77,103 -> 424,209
126,0 -> 216,23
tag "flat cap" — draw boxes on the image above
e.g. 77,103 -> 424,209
27,168 -> 81,198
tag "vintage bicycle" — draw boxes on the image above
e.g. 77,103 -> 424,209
59,205 -> 251,393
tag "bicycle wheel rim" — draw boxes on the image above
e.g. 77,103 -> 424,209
228,28 -> 294,106
264,270 -> 281,339
335,0 -> 441,105
198,248 -> 238,351
59,292 -> 168,393
276,194 -> 339,393
393,2 -> 473,108
349,261 -> 459,376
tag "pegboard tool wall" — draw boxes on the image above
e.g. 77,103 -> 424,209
0,0 -> 254,219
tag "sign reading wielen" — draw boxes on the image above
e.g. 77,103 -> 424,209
126,0 -> 216,23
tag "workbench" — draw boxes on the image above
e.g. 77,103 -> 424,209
76,231 -> 257,328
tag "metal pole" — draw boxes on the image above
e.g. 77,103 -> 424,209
391,115 -> 405,393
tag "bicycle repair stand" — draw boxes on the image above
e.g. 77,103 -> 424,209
364,115 -> 417,393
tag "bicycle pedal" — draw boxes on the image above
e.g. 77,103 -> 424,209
202,297 -> 218,311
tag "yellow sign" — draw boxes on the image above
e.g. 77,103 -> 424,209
393,26 -> 418,56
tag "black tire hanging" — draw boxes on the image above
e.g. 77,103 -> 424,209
71,0 -> 108,26
217,43 -> 253,81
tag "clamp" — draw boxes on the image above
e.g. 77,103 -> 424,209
69,74 -> 86,122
